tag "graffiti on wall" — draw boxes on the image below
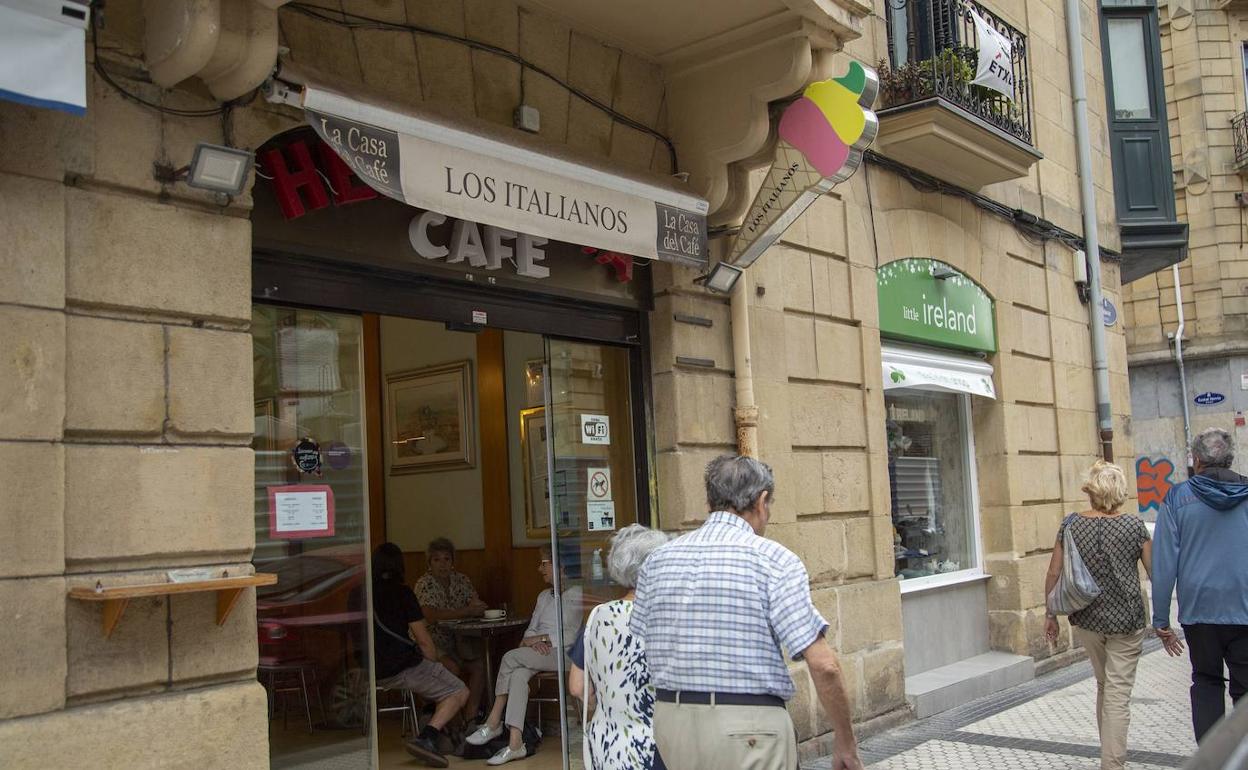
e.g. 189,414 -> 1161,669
1136,457 -> 1176,512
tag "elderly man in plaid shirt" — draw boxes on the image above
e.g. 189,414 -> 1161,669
631,455 -> 863,770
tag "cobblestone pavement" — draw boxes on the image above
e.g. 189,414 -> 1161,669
808,637 -> 1215,770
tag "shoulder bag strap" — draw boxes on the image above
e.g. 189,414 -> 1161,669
374,614 -> 417,649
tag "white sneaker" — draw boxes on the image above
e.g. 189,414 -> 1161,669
465,723 -> 503,746
486,745 -> 528,765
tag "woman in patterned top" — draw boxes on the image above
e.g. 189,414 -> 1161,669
1042,461 -> 1161,770
414,537 -> 488,720
568,525 -> 670,770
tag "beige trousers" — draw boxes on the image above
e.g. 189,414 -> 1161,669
494,645 -> 559,730
653,699 -> 797,770
1075,626 -> 1146,770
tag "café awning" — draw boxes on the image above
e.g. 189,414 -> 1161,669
882,345 -> 996,399
269,72 -> 710,269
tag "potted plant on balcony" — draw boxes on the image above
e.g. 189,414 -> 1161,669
877,46 -> 1024,134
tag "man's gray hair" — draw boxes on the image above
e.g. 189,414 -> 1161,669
704,454 -> 775,514
606,524 -> 670,588
1193,428 -> 1235,469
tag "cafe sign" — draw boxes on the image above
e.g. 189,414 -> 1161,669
301,85 -> 709,269
878,259 -> 997,353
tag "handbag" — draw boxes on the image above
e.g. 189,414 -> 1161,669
1046,514 -> 1102,615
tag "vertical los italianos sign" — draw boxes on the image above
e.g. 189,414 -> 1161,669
877,259 -> 997,353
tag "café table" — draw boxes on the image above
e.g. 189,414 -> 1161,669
444,615 -> 531,691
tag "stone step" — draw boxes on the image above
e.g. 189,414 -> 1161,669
905,650 -> 1035,718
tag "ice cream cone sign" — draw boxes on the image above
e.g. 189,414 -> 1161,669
725,61 -> 879,269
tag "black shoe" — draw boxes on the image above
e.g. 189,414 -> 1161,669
404,736 -> 450,768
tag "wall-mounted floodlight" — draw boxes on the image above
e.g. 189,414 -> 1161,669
699,261 -> 744,294
931,265 -> 959,280
185,143 -> 253,196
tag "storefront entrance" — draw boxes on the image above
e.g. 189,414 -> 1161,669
246,116 -> 667,768
877,259 -> 1032,716
252,283 -> 647,769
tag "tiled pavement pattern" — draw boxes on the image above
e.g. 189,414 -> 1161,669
808,636 -> 1215,770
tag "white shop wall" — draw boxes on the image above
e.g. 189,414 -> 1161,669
381,316 -> 485,551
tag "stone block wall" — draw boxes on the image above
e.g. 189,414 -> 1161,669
0,0 -> 1135,760
0,19 -> 266,767
1125,4 -> 1246,356
1122,4 -> 1248,508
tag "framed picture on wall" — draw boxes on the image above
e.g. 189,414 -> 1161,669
385,360 -> 475,474
521,406 -> 552,537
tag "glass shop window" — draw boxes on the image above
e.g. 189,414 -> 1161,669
885,390 -> 978,581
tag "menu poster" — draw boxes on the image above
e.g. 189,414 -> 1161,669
268,484 -> 336,539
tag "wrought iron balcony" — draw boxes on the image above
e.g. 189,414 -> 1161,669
1233,111 -> 1248,170
879,0 -> 1035,148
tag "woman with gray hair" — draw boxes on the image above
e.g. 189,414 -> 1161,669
568,524 -> 670,770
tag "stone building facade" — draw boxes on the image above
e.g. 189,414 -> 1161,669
1124,0 -> 1248,495
0,0 -> 1137,766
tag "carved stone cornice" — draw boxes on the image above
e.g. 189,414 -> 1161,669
663,9 -> 866,225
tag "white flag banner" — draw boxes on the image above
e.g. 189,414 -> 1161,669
0,0 -> 89,115
970,8 -> 1016,101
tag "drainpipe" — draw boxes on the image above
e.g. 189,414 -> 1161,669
731,272 -> 759,457
1065,0 -> 1115,461
1172,263 -> 1192,467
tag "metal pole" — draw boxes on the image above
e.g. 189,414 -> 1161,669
1064,0 -> 1115,461
1172,264 -> 1192,471
730,273 -> 759,457
541,359 -> 571,770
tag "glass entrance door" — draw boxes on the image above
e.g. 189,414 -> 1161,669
542,338 -> 642,769
252,306 -> 374,769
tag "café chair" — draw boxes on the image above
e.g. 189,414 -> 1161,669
258,657 -> 325,734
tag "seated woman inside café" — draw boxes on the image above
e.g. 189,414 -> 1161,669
465,546 -> 583,766
413,537 -> 488,720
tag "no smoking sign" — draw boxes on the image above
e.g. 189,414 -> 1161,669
587,467 -> 612,501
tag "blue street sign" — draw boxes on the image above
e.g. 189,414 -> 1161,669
1194,392 -> 1226,406
1102,297 -> 1117,327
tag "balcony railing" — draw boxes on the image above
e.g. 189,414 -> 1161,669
880,0 -> 1033,146
1233,111 -> 1248,169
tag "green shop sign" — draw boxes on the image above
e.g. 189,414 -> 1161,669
877,259 -> 997,353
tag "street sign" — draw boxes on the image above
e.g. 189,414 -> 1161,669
1194,392 -> 1226,406
1102,297 -> 1117,327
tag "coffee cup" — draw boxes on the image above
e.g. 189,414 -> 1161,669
483,609 -> 506,620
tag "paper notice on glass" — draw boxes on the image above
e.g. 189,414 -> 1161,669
268,484 -> 336,539
587,500 -> 616,532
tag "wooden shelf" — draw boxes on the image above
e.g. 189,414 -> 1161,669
69,573 -> 277,639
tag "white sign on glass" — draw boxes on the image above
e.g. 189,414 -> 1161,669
274,490 -> 330,533
970,9 -> 1016,100
580,414 -> 611,445
587,467 -> 612,501
587,500 -> 616,532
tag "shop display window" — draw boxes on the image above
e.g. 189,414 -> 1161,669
885,389 -> 979,581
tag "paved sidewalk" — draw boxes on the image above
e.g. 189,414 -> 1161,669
809,640 -> 1207,770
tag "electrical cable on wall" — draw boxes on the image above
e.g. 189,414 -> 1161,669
865,150 -> 1121,262
282,2 -> 680,173
90,1 -> 258,120
87,0 -> 679,171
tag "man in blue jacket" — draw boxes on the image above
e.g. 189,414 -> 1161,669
1152,427 -> 1248,741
